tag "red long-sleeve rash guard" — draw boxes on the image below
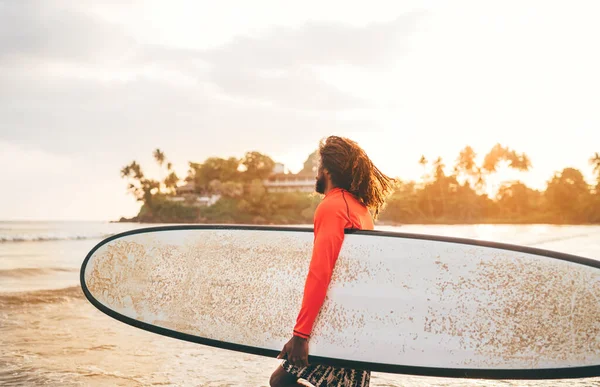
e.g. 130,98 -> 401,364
293,188 -> 374,339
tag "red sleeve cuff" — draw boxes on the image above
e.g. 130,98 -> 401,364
293,330 -> 310,339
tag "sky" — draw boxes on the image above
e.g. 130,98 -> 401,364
0,0 -> 599,221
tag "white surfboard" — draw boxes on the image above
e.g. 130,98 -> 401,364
80,225 -> 600,379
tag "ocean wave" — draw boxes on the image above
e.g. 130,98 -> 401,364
0,233 -> 113,243
528,232 -> 594,246
0,267 -> 79,278
0,286 -> 83,307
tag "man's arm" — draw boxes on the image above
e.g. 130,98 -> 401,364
293,204 -> 349,339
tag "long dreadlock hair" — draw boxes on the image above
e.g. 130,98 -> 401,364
319,136 -> 396,218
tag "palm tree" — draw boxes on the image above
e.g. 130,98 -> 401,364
120,161 -> 145,200
454,146 -> 478,186
418,155 -> 433,217
433,157 -> 445,181
456,146 -> 477,174
433,157 -> 447,216
153,149 -> 168,193
482,144 -> 504,173
128,161 -> 143,179
164,171 -> 179,193
479,144 -> 531,195
120,165 -> 131,178
418,155 -> 428,181
591,152 -> 600,191
153,149 -> 165,167
590,152 -> 600,175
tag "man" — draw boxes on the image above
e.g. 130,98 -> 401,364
270,136 -> 395,387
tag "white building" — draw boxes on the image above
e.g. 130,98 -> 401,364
272,162 -> 285,174
263,171 -> 315,193
167,182 -> 221,207
195,195 -> 221,207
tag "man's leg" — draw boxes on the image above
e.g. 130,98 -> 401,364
270,364 -> 299,387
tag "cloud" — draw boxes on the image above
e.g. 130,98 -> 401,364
0,2 -> 422,113
210,66 -> 365,110
0,71 -> 372,158
0,1 -> 137,64
200,14 -> 422,70
199,14 -> 422,108
0,141 -> 72,179
0,0 -> 421,184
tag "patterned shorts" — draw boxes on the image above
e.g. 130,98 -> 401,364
281,360 -> 370,387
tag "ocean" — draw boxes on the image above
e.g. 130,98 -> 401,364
1,221 -> 599,386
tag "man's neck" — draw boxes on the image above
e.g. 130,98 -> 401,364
324,185 -> 339,195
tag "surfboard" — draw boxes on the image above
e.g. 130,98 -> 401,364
80,225 -> 600,379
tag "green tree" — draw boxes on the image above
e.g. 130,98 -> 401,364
300,150 -> 319,174
267,192 -> 320,224
121,161 -> 144,180
121,161 -> 158,202
164,171 -> 179,193
119,145 -> 600,225
379,180 -> 421,222
432,157 -> 447,216
209,179 -> 223,194
137,195 -> 199,223
496,181 -> 541,219
450,181 -> 485,221
455,146 -> 477,178
418,155 -> 428,180
122,149 -> 180,204
432,157 -> 445,181
241,151 -> 275,181
482,144 -> 506,173
454,146 -> 483,190
221,181 -> 244,198
417,155 -> 433,216
505,149 -> 532,171
478,144 -> 531,195
199,197 -> 248,224
590,152 -> 600,190
153,149 -> 165,167
545,168 -> 590,222
152,149 -> 181,193
236,179 -> 268,222
188,157 -> 241,193
481,144 -> 531,173
247,178 -> 266,204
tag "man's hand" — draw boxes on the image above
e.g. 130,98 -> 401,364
277,336 -> 309,368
